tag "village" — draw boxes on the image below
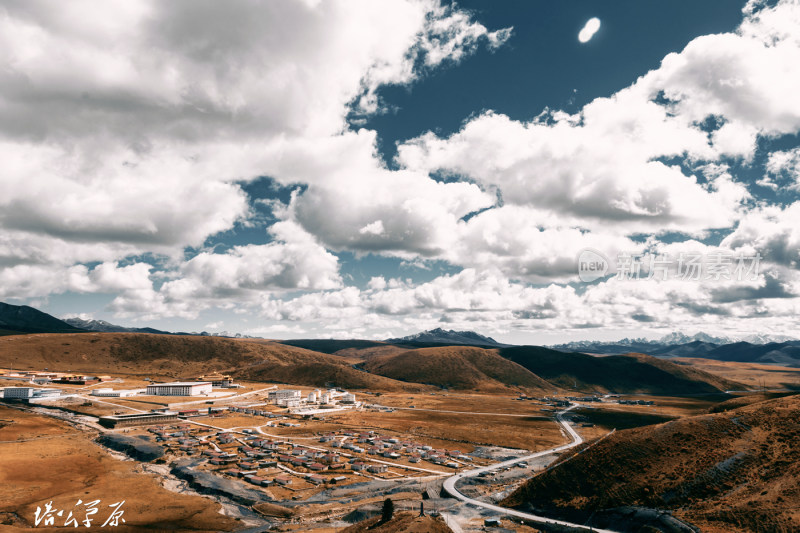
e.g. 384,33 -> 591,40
0,365 -> 672,531
0,368 -> 500,508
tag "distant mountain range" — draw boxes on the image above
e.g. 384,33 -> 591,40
552,331 -> 797,353
62,317 -> 253,338
551,331 -> 800,368
385,327 -> 507,347
63,317 -> 172,335
3,300 -> 799,368
0,301 -> 242,338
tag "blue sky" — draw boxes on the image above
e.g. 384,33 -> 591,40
2,0 -> 800,344
364,0 -> 745,161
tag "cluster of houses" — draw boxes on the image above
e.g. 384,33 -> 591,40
268,388 -> 358,409
0,370 -> 107,386
617,399 -> 655,405
149,425 -> 209,453
221,406 -> 302,426
565,395 -> 603,402
518,394 -> 606,405
144,423 -> 399,486
223,469 -> 348,488
51,374 -> 105,385
542,397 -> 571,408
227,406 -> 284,418
205,434 -> 394,486
0,368 -> 110,392
0,370 -> 61,384
322,431 -> 467,469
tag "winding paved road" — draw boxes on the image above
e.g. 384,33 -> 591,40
442,404 -> 619,533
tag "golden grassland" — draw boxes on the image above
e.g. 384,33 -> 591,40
675,357 -> 800,389
0,405 -> 240,533
0,333 -> 426,392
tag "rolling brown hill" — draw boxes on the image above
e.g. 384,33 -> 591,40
0,332 -> 744,395
499,346 -> 743,394
503,393 -> 800,533
362,346 -> 556,392
0,333 -> 429,392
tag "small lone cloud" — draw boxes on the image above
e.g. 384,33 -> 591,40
578,17 -> 601,43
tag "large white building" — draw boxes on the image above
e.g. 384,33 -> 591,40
146,382 -> 212,396
268,389 -> 302,407
3,387 -> 34,399
341,393 -> 356,403
2,387 -> 62,400
269,389 -> 302,402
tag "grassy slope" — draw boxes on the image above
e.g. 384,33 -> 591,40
0,333 -> 428,392
0,405 -> 240,532
363,346 -> 555,392
499,346 -> 743,395
503,394 -> 800,533
0,333 -> 744,395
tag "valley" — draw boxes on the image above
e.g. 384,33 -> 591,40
1,329 -> 796,532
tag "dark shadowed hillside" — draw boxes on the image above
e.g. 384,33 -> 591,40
277,339 -> 389,354
504,394 -> 800,533
499,346 -> 742,394
0,302 -> 85,335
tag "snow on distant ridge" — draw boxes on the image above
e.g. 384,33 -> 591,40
386,328 -> 504,346
551,331 -> 797,351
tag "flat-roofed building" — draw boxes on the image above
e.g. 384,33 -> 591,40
146,382 -> 212,396
52,375 -> 100,385
3,387 -> 34,399
0,374 -> 35,382
99,411 -> 180,428
31,389 -> 61,399
341,392 -> 356,403
268,389 -> 302,403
